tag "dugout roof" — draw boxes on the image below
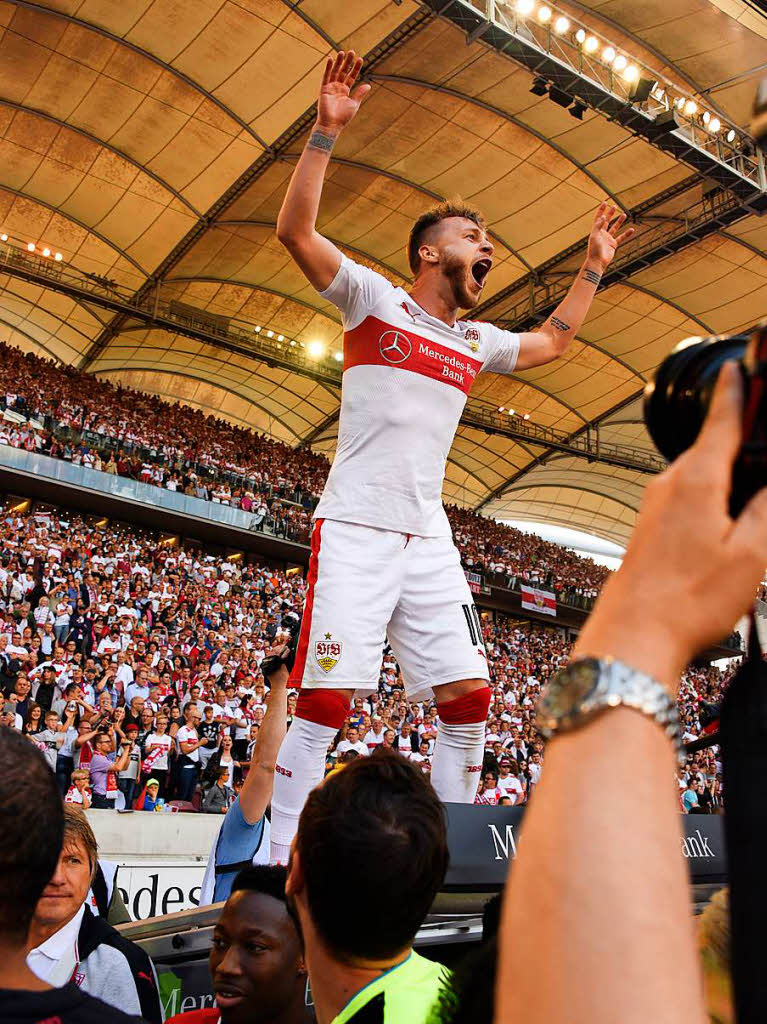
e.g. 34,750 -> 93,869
0,0 -> 765,546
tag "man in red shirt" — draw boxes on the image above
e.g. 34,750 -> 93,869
165,865 -> 309,1024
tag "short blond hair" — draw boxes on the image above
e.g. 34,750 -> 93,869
699,887 -> 730,970
62,805 -> 98,881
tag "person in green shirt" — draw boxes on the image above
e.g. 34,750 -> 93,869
286,749 -> 452,1024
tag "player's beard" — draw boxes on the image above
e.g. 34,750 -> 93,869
441,250 -> 479,310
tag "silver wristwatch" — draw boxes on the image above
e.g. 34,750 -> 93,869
536,657 -> 682,754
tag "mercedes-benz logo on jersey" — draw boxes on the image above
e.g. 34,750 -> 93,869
378,330 -> 411,364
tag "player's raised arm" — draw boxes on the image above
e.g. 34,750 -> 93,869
514,203 -> 635,371
276,51 -> 371,292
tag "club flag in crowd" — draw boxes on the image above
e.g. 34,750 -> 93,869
520,585 -> 556,617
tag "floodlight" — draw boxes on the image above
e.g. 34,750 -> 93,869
530,76 -> 548,96
548,85 -> 573,108
629,77 -> 656,103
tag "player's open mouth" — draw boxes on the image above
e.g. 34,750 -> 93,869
471,259 -> 492,288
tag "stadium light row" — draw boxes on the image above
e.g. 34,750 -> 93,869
421,0 -> 767,213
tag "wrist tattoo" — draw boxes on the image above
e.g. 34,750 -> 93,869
583,268 -> 602,287
551,315 -> 571,332
307,128 -> 337,154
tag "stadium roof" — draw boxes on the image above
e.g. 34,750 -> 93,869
0,0 -> 765,546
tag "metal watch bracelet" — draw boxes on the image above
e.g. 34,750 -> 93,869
536,657 -> 683,758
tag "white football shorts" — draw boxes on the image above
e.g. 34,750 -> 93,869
288,518 -> 490,702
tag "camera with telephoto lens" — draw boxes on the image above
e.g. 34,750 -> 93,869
643,321 -> 767,517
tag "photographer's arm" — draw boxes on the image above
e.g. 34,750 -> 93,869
239,658 -> 289,825
496,363 -> 767,1024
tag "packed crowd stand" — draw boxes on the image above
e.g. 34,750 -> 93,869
0,506 -> 729,813
0,341 -> 612,606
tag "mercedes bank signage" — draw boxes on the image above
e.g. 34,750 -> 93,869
441,805 -> 727,889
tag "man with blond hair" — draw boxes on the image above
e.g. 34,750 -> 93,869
27,805 -> 161,1022
0,729 -> 138,1022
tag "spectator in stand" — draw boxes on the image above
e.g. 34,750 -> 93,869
33,709 -> 66,770
0,730 -> 140,1024
176,704 -> 203,803
0,500 -> 738,816
142,715 -> 172,796
117,724 -> 142,808
496,759 -> 524,805
411,739 -> 432,769
23,699 -> 44,735
683,778 -> 700,813
363,716 -> 386,752
27,806 -> 161,1021
198,706 -> 221,768
204,768 -> 235,814
88,731 -> 131,809
136,779 -> 161,812
480,770 -> 500,806
335,725 -> 368,758
396,720 -> 419,759
65,769 -> 92,808
201,734 -> 242,794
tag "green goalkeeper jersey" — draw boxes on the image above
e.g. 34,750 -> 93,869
330,950 -> 450,1024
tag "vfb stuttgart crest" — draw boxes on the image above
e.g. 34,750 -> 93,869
315,632 -> 342,673
464,327 -> 480,352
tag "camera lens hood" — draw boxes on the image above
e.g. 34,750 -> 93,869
644,333 -> 748,462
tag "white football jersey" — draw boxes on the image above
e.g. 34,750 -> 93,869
315,256 -> 520,536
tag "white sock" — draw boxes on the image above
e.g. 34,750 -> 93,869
430,720 -> 486,803
269,717 -> 337,864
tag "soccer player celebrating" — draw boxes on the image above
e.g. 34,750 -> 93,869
270,50 -> 634,863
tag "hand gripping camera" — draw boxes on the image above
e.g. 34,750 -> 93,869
260,611 -> 303,682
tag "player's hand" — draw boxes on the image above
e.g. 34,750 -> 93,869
586,201 -> 635,271
316,51 -> 371,134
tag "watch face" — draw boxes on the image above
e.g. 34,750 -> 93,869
539,659 -> 600,725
